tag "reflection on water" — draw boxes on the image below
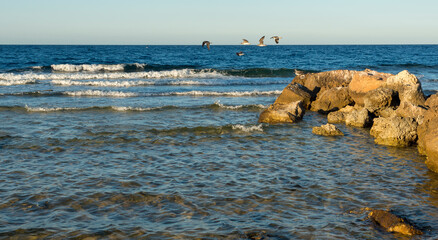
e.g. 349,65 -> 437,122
1,110 -> 437,239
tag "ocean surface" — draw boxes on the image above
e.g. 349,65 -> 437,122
1,45 -> 438,239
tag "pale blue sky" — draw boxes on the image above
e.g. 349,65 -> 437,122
1,0 -> 437,44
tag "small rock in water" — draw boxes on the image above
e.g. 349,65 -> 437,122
368,209 -> 422,236
312,123 -> 344,136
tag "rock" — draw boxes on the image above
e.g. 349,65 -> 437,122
292,70 -> 356,96
312,123 -> 344,136
274,83 -> 314,109
368,210 -> 422,236
417,106 -> 438,173
310,87 -> 353,113
327,105 -> 356,124
363,87 -> 399,114
425,93 -> 438,107
258,101 -> 305,124
345,108 -> 372,128
384,70 -> 426,106
395,101 -> 428,125
349,69 -> 394,106
370,116 -> 418,147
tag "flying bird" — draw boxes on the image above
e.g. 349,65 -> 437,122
257,36 -> 266,47
271,36 -> 282,44
202,41 -> 211,50
241,39 -> 250,45
236,51 -> 244,56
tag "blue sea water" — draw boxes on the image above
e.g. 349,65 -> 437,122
0,45 -> 438,239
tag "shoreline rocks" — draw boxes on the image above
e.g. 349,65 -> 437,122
312,123 -> 344,136
260,69 -> 438,173
368,209 -> 422,236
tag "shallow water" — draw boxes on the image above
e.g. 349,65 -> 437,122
1,45 -> 438,239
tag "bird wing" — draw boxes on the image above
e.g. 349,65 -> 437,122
202,41 -> 210,50
242,39 -> 249,43
259,36 -> 265,44
275,38 -> 279,44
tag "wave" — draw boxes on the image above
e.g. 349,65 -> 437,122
63,90 -> 138,97
0,69 -> 227,81
50,63 -> 147,72
4,90 -> 281,98
0,103 -> 267,113
0,79 -> 37,86
148,124 -> 265,136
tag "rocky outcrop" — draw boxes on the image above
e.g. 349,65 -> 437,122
370,116 -> 418,147
292,70 -> 356,96
425,92 -> 438,107
348,69 -> 394,106
274,83 -> 314,109
395,101 -> 428,125
417,106 -> 438,173
327,106 -> 356,123
368,210 -> 422,236
310,87 -> 353,113
312,123 -> 344,136
258,101 -> 305,124
345,108 -> 372,128
384,70 -> 426,106
363,87 -> 398,114
263,69 -> 436,172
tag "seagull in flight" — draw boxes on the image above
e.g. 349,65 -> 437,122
271,36 -> 282,44
236,51 -> 244,56
241,39 -> 250,45
202,41 -> 211,50
257,36 -> 266,47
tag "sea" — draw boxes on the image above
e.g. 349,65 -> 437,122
0,45 -> 438,239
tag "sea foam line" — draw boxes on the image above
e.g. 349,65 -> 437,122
63,90 -> 138,97
0,69 -> 226,81
163,90 -> 282,97
50,63 -> 147,72
231,124 -> 264,132
0,80 -> 36,86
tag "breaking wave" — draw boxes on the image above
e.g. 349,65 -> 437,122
63,90 -> 138,97
0,79 -> 37,86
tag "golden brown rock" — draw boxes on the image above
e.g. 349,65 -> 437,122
348,69 -> 394,106
292,70 -> 357,96
258,101 -> 305,124
417,106 -> 438,173
425,92 -> 438,107
312,123 -> 344,136
274,83 -> 314,109
310,87 -> 353,113
368,210 -> 422,236
370,116 -> 418,147
384,70 -> 426,106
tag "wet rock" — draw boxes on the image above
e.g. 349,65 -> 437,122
292,70 -> 356,96
395,101 -> 428,125
368,209 -> 422,236
327,105 -> 355,124
425,92 -> 438,107
363,87 -> 398,114
348,69 -> 394,106
384,70 -> 426,106
370,116 -> 418,147
274,83 -> 314,109
258,101 -> 305,124
345,108 -> 372,128
417,106 -> 438,173
310,87 -> 353,113
312,123 -> 344,136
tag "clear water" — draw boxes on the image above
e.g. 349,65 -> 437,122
0,45 -> 438,239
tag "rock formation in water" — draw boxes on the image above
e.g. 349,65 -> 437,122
260,69 -> 438,173
368,209 -> 422,236
312,123 -> 344,136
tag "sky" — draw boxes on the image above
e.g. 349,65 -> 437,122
1,0 -> 437,45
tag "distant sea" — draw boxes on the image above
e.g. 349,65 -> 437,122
1,45 -> 437,239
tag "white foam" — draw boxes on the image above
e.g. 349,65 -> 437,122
0,69 -> 225,81
110,106 -> 154,111
25,105 -> 78,112
213,100 -> 266,109
165,90 -> 282,97
51,63 -> 147,72
0,80 -> 36,86
64,90 -> 138,97
232,124 -> 264,132
51,80 -> 154,87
